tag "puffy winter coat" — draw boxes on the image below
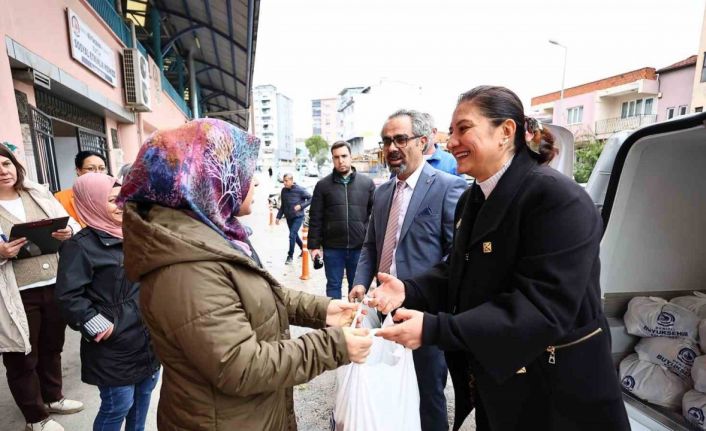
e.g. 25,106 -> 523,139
122,203 -> 350,430
56,227 -> 160,386
307,168 -> 375,250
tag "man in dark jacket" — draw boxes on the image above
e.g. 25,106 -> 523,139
308,141 -> 375,299
276,173 -> 312,264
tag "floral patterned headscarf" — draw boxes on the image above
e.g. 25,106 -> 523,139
117,119 -> 260,254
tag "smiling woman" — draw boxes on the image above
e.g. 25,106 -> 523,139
370,86 -> 630,430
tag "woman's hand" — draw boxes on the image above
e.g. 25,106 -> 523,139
367,272 -> 405,314
326,300 -> 362,327
375,308 -> 424,350
342,327 -> 372,363
94,325 -> 114,342
51,227 -> 72,241
0,237 -> 27,259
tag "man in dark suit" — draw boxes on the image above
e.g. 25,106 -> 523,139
350,109 -> 466,431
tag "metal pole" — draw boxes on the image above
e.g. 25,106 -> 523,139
150,7 -> 162,71
549,40 -> 568,124
188,50 -> 199,118
176,56 -> 184,98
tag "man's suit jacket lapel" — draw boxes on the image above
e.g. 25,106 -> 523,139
399,164 -> 435,244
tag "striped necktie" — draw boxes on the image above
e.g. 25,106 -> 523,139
378,180 -> 406,274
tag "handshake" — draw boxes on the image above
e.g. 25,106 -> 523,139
325,272 -> 411,363
325,299 -> 372,364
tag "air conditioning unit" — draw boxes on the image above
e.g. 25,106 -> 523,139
122,48 -> 151,112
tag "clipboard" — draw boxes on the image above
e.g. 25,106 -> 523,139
8,217 -> 70,259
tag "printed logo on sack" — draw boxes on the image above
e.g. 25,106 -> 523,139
688,407 -> 705,425
678,348 -> 697,365
621,376 -> 635,391
657,311 -> 675,327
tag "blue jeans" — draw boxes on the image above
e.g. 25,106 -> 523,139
323,248 -> 362,299
286,216 -> 304,258
94,370 -> 160,431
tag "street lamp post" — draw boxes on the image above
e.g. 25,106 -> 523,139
549,39 -> 567,124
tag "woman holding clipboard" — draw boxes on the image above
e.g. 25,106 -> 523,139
0,144 -> 82,431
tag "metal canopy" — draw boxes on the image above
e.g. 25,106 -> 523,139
152,0 -> 259,129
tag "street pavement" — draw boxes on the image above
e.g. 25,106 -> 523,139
0,171 -> 473,431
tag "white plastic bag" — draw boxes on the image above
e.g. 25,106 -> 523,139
619,353 -> 690,410
333,307 -> 421,431
692,355 -> 706,393
634,337 -> 700,380
671,292 -> 706,319
699,320 -> 706,354
683,390 -> 706,430
624,296 -> 700,341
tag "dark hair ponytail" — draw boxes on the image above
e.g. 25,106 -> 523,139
525,117 -> 559,164
457,86 -> 558,165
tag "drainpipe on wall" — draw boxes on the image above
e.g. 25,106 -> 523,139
129,22 -> 144,145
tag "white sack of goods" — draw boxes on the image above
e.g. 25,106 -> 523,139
699,320 -> 706,354
683,390 -> 706,430
691,355 -> 706,393
634,337 -> 700,380
624,296 -> 699,341
671,292 -> 706,319
619,353 -> 690,410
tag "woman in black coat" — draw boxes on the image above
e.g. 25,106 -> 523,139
370,86 -> 630,430
56,173 -> 160,431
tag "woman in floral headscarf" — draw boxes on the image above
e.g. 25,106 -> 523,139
118,119 -> 371,431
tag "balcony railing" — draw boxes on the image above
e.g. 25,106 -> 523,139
595,115 -> 657,135
86,0 -> 192,118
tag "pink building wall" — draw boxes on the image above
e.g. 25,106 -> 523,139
0,0 -> 188,169
658,67 -> 695,121
552,91 -> 597,138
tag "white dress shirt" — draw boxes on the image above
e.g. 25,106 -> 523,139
478,156 -> 514,199
389,162 -> 425,277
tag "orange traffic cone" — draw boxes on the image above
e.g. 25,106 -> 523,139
300,225 -> 310,280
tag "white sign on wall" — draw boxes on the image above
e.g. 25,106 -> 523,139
67,9 -> 117,87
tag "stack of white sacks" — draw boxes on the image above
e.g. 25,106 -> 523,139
621,293 -> 706,429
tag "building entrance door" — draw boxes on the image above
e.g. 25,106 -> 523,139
29,107 -> 60,192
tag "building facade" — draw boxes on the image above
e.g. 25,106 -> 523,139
691,5 -> 706,114
337,79 -> 424,154
1,0 -> 259,192
657,56 -> 697,121
531,68 -> 663,141
253,84 -> 294,170
311,97 -> 337,145
0,0 -> 193,191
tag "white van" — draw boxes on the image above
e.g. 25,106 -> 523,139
599,112 -> 706,430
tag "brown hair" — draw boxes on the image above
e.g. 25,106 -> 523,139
457,86 -> 557,165
0,143 -> 28,192
525,118 -> 559,164
330,141 -> 351,155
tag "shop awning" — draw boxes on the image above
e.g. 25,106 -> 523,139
151,0 -> 260,129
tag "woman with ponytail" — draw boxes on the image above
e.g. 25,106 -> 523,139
368,86 -> 629,430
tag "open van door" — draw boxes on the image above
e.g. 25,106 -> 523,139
545,124 -> 574,178
600,112 -> 706,431
584,130 -> 632,212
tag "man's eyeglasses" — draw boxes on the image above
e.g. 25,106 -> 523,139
81,166 -> 107,173
379,135 -> 422,149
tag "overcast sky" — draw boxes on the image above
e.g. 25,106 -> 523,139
253,0 -> 705,139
